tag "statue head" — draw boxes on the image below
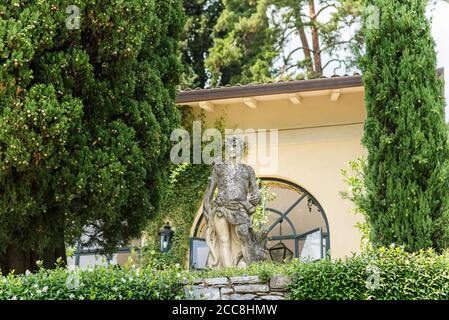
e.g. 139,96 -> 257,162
224,135 -> 245,162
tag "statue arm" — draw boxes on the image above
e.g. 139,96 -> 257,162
248,166 -> 260,207
203,167 -> 217,220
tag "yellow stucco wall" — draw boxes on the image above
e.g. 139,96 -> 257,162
189,89 -> 367,259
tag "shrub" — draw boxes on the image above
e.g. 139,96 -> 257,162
288,256 -> 367,300
0,265 -> 187,300
288,246 -> 449,300
194,261 -> 291,282
2,247 -> 449,300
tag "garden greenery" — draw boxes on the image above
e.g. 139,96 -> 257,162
341,157 -> 371,251
289,246 -> 449,300
2,246 -> 449,300
140,109 -> 215,268
193,246 -> 449,300
140,109 -> 275,269
360,0 -> 449,251
251,181 -> 276,232
0,0 -> 184,274
0,263 -> 187,300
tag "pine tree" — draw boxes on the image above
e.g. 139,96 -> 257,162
205,0 -> 363,86
205,0 -> 277,86
360,0 -> 449,251
0,0 -> 184,274
181,0 -> 224,89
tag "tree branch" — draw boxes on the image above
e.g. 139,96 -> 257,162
315,3 -> 337,18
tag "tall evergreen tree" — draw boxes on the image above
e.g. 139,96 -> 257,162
360,0 -> 449,251
206,0 -> 277,86
0,0 -> 184,274
205,0 -> 363,86
181,0 -> 223,89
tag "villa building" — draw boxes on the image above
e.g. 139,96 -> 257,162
69,69 -> 444,269
177,68 -> 444,266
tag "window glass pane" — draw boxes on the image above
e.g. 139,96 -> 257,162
190,239 -> 209,269
298,229 -> 322,261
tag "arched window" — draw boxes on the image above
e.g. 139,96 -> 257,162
190,178 -> 330,268
261,178 -> 329,262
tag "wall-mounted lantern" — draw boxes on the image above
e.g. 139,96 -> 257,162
159,222 -> 174,253
268,242 -> 294,263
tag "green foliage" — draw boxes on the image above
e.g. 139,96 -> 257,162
205,0 -> 363,86
180,0 -> 224,88
251,179 -> 276,231
359,0 -> 449,252
0,265 -> 187,300
289,255 -> 367,299
194,261 -> 290,282
341,157 -> 371,250
0,0 -> 184,273
206,0 -> 277,86
140,111 -> 275,269
3,247 -> 449,300
140,161 -> 211,269
140,110 -> 214,269
289,246 -> 449,300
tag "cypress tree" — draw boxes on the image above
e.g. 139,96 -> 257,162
0,0 -> 184,274
360,0 -> 449,251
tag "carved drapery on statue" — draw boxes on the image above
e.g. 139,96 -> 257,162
202,137 -> 267,269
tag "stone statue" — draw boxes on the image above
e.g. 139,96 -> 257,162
203,136 -> 268,269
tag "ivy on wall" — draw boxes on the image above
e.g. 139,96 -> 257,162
140,108 -> 275,269
140,108 -> 221,268
141,161 -> 210,268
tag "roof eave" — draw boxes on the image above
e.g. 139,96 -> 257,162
176,67 -> 445,105
176,75 -> 362,104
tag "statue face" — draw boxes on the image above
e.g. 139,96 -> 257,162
225,136 -> 244,160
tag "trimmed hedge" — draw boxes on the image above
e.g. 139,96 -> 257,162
0,265 -> 187,300
2,247 -> 449,300
288,247 -> 449,300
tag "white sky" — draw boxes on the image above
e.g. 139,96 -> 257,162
429,1 -> 449,119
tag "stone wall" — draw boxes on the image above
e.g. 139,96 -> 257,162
184,275 -> 291,300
